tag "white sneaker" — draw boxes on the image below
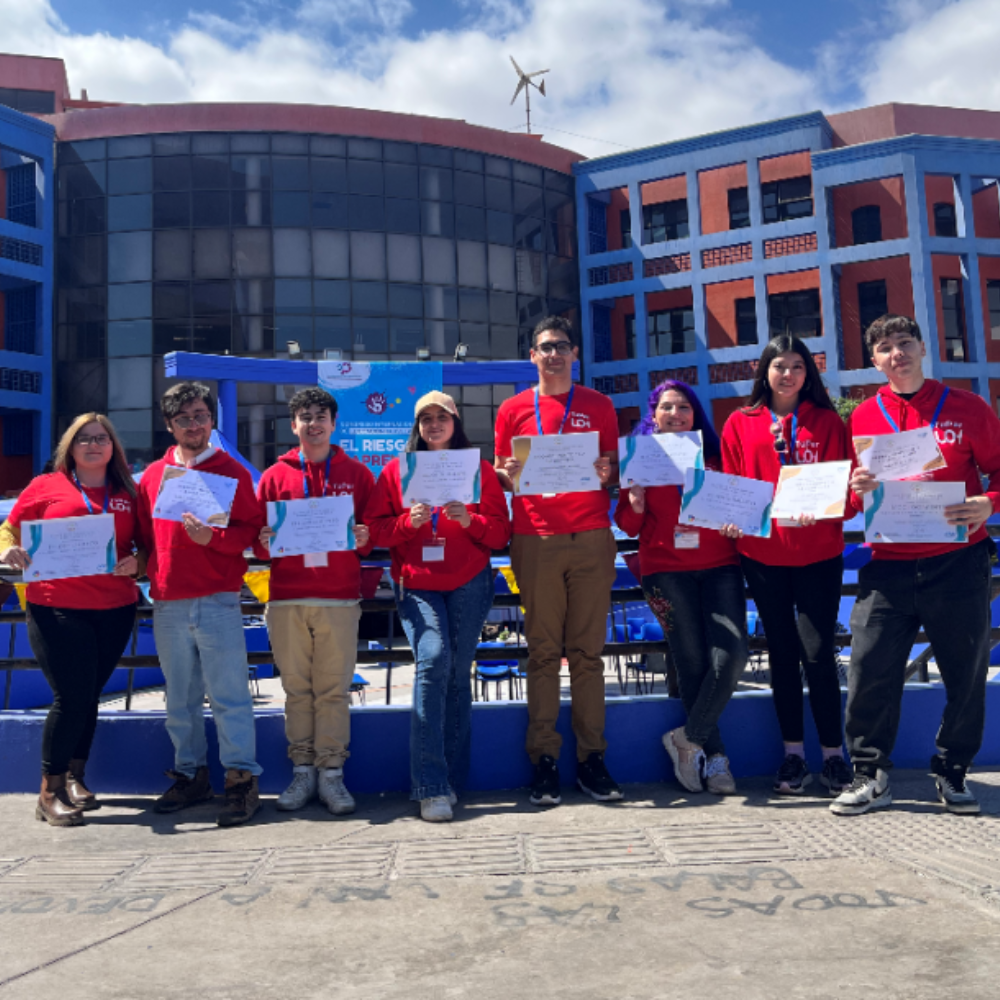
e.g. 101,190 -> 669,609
276,765 -> 317,811
448,790 -> 458,806
420,796 -> 453,822
317,767 -> 356,816
830,769 -> 892,816
704,755 -> 736,795
662,727 -> 705,793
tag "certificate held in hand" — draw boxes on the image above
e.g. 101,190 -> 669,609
512,432 -> 601,496
268,496 -> 357,558
853,427 -> 945,481
153,467 -> 239,527
618,431 -> 703,488
22,514 -> 117,582
680,468 -> 774,538
771,461 -> 852,521
864,481 -> 968,544
401,449 -> 482,507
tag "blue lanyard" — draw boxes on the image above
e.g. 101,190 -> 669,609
430,509 -> 441,538
876,387 -> 949,434
72,471 -> 109,514
534,385 -> 575,436
300,451 -> 332,498
769,406 -> 798,466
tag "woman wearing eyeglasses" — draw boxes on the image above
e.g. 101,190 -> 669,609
0,414 -> 143,826
720,335 -> 852,797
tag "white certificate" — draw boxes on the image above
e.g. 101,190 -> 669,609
22,514 -> 117,582
153,467 -> 239,527
619,432 -> 703,488
401,449 -> 482,507
853,427 -> 946,481
771,461 -> 852,521
513,432 -> 601,496
679,468 -> 774,538
267,496 -> 356,558
864,480 -> 968,544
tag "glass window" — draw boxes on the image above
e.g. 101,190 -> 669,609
642,199 -> 689,243
234,278 -> 274,317
272,135 -> 308,154
484,177 -> 513,214
421,167 -> 453,201
192,134 -> 229,155
192,155 -> 231,190
768,288 -> 821,338
109,232 -> 153,283
352,282 -> 387,316
352,316 -> 389,355
60,162 -> 107,200
154,157 -> 191,191
735,297 -> 757,346
515,215 -> 545,251
272,156 -> 309,191
459,287 -> 489,322
487,243 -> 516,292
232,229 -> 272,277
348,138 -> 382,160
154,282 -> 191,319
311,136 -> 346,157
457,241 -> 487,288
491,324 -> 518,358
63,140 -> 107,163
274,229 -> 312,277
485,156 -> 511,179
547,221 -> 576,257
454,151 -> 483,173
153,320 -> 192,355
940,277 -> 967,360
312,231 -> 350,278
386,198 -> 421,234
108,282 -> 151,321
109,136 -> 152,158
384,163 -> 419,199
426,319 -> 459,356
192,280 -> 231,317
389,283 -> 423,318
315,280 -> 350,314
486,210 -> 514,245
311,193 -> 349,229
154,134 -> 190,155
762,176 -> 813,223
193,230 -> 230,279
384,142 -> 417,164
548,256 -> 578,301
108,194 -> 151,232
315,314 -> 352,353
273,192 -> 311,226
108,319 -> 153,357
109,357 -> 153,409
387,233 -> 422,282
153,192 -> 191,228
109,409 -> 153,450
513,162 -> 542,186
424,285 -> 457,320
728,187 -> 750,229
274,279 -> 312,314
231,189 -> 271,227
58,287 -> 106,325
516,249 -> 545,296
60,236 -> 106,287
57,323 -> 105,361
455,205 -> 487,242
460,322 -> 490,358
108,158 -> 152,196
545,188 -> 574,225
489,290 -> 517,325
192,190 -> 229,228
193,317 -> 232,354
934,203 -> 958,238
455,171 -> 485,207
349,196 -> 385,231
311,158 -> 348,192
232,155 -> 272,190
350,232 -> 386,280
348,160 -> 383,196
61,198 -> 107,237
154,230 -> 192,280
419,146 -> 452,168
852,205 -> 883,245
647,308 -> 695,356
422,236 -> 456,285
513,182 -> 544,218
274,314 -> 312,353
56,359 -> 107,414
390,317 -> 425,356
421,200 -> 454,237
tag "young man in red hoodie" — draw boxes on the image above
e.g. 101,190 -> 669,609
832,314 -> 1000,818
137,383 -> 265,827
256,387 -> 374,815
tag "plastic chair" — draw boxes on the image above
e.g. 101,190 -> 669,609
349,673 -> 370,705
625,620 -> 667,695
475,642 -> 517,700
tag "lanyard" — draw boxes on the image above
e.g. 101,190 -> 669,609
876,387 -> 949,434
534,385 -> 575,436
430,508 -> 441,538
769,406 -> 799,466
72,471 -> 109,514
300,451 -> 333,498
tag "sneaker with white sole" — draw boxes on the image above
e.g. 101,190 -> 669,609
420,796 -> 453,822
662,727 -> 705,793
276,765 -> 317,811
930,756 -> 980,815
830,769 -> 892,816
317,767 -> 355,815
704,754 -> 736,795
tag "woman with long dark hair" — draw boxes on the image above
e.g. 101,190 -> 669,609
721,335 -> 852,796
366,392 -> 511,822
616,381 -> 747,794
0,414 -> 143,826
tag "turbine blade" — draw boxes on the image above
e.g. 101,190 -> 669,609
527,69 -> 550,77
510,78 -> 527,104
510,55 -> 524,77
536,79 -> 546,97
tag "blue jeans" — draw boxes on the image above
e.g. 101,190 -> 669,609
394,566 -> 495,801
153,592 -> 261,777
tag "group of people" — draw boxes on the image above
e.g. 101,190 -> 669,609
2,312 -> 997,830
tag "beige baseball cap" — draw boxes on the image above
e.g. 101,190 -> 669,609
414,390 -> 459,419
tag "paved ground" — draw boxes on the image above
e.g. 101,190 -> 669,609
3,770 -> 1000,999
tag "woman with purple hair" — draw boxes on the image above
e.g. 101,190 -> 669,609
615,380 -> 748,795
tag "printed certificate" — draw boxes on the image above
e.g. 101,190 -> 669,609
618,431 -> 703,488
679,468 -> 774,538
864,480 -> 968,544
267,496 -> 356,558
771,461 -> 852,521
401,449 -> 482,507
153,467 -> 239,527
512,432 -> 602,496
21,514 -> 117,582
853,427 -> 946,481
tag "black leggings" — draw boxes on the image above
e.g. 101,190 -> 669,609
27,602 -> 137,775
741,555 -> 844,747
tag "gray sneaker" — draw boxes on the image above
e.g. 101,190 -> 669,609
931,757 -> 980,815
276,765 -> 317,811
704,755 -> 736,795
663,727 -> 705,793
317,767 -> 356,816
420,796 -> 453,822
830,769 -> 892,816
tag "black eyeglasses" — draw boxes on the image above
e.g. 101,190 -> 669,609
535,341 -> 574,356
75,434 -> 111,447
172,412 -> 213,429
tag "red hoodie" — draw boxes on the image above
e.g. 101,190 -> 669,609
136,448 -> 263,601
614,457 -> 738,576
365,457 -> 511,591
722,400 -> 849,567
255,447 -> 375,601
847,379 -> 1000,561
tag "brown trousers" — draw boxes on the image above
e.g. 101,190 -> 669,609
265,603 -> 361,769
511,528 -> 617,763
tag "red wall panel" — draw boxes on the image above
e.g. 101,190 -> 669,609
839,257 -> 915,370
705,278 -> 754,349
973,184 -> 1000,240
979,256 -> 1000,362
925,175 -> 956,236
606,189 -> 630,252
766,269 -> 821,296
698,163 -> 748,236
831,177 -> 908,247
712,396 -> 749,431
759,151 -> 812,184
640,174 -> 686,206
610,296 -> 634,361
646,288 -> 693,313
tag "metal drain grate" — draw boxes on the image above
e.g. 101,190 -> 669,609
0,855 -> 144,893
651,822 -> 799,866
125,850 -> 267,889
395,836 -> 524,878
261,845 -> 393,883
527,829 -> 660,873
775,819 -> 868,861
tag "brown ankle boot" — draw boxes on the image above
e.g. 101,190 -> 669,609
66,758 -> 99,811
37,774 -> 85,827
217,769 -> 260,828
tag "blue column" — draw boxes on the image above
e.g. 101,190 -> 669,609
217,379 -> 238,442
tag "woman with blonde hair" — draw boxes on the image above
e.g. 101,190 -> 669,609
0,414 -> 144,826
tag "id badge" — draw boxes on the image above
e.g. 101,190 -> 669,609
303,552 -> 328,568
674,528 -> 700,550
542,492 -> 557,499
422,539 -> 446,562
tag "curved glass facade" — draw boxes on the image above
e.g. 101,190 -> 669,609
56,131 -> 579,467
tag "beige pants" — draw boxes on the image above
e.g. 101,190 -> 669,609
510,528 -> 617,763
265,603 -> 361,769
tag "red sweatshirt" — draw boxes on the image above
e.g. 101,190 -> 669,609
255,447 -> 375,601
722,401 -> 848,567
847,379 -> 1000,561
8,471 -> 140,610
136,448 -> 263,601
614,457 -> 738,576
365,457 -> 511,591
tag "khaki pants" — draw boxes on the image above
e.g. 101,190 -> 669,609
265,603 -> 361,769
511,528 -> 617,763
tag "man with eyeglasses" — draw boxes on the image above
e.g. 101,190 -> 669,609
494,316 -> 622,806
136,382 -> 265,827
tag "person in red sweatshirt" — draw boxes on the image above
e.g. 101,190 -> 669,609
615,380 -> 746,796
721,334 -> 853,797
0,413 -> 143,827
136,383 -> 265,827
366,391 -> 511,822
255,387 -> 374,816
831,314 -> 1000,818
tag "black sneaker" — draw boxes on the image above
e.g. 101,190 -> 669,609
930,756 -> 980,815
819,755 -> 853,795
577,752 -> 624,802
773,753 -> 811,795
529,755 -> 561,807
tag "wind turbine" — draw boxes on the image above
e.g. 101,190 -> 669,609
509,56 -> 549,135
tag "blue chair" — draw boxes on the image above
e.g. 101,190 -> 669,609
625,620 -> 669,695
475,641 -> 519,700
349,672 -> 370,705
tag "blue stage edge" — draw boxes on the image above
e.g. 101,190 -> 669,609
3,686 -> 999,795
